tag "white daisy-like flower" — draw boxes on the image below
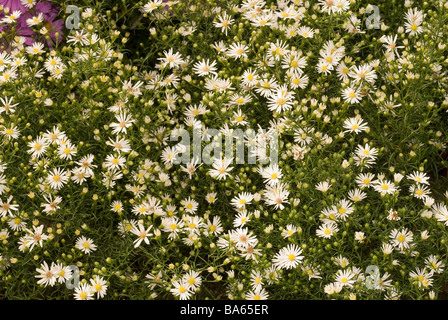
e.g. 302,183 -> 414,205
231,193 -> 254,209
343,117 -> 368,134
227,42 -> 249,60
342,86 -> 363,104
90,275 -> 108,299
46,168 -> 69,191
170,280 -> 193,300
75,236 -> 97,254
0,196 -> 19,218
373,179 -> 397,195
140,0 -> 163,13
208,157 -> 234,180
158,48 -> 185,69
390,228 -> 413,251
213,12 -> 234,36
272,244 -> 304,270
2,10 -> 22,24
335,269 -> 355,288
263,182 -> 290,210
316,222 -> 339,239
130,223 -> 153,248
74,283 -> 95,300
35,261 -> 57,287
193,59 -> 217,77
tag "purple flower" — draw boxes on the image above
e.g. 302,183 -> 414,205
42,18 -> 64,46
0,1 -> 65,49
0,0 -> 27,13
35,1 -> 59,21
0,0 -> 31,51
34,1 -> 65,46
15,15 -> 35,46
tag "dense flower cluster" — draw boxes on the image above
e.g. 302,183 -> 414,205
0,0 -> 448,300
